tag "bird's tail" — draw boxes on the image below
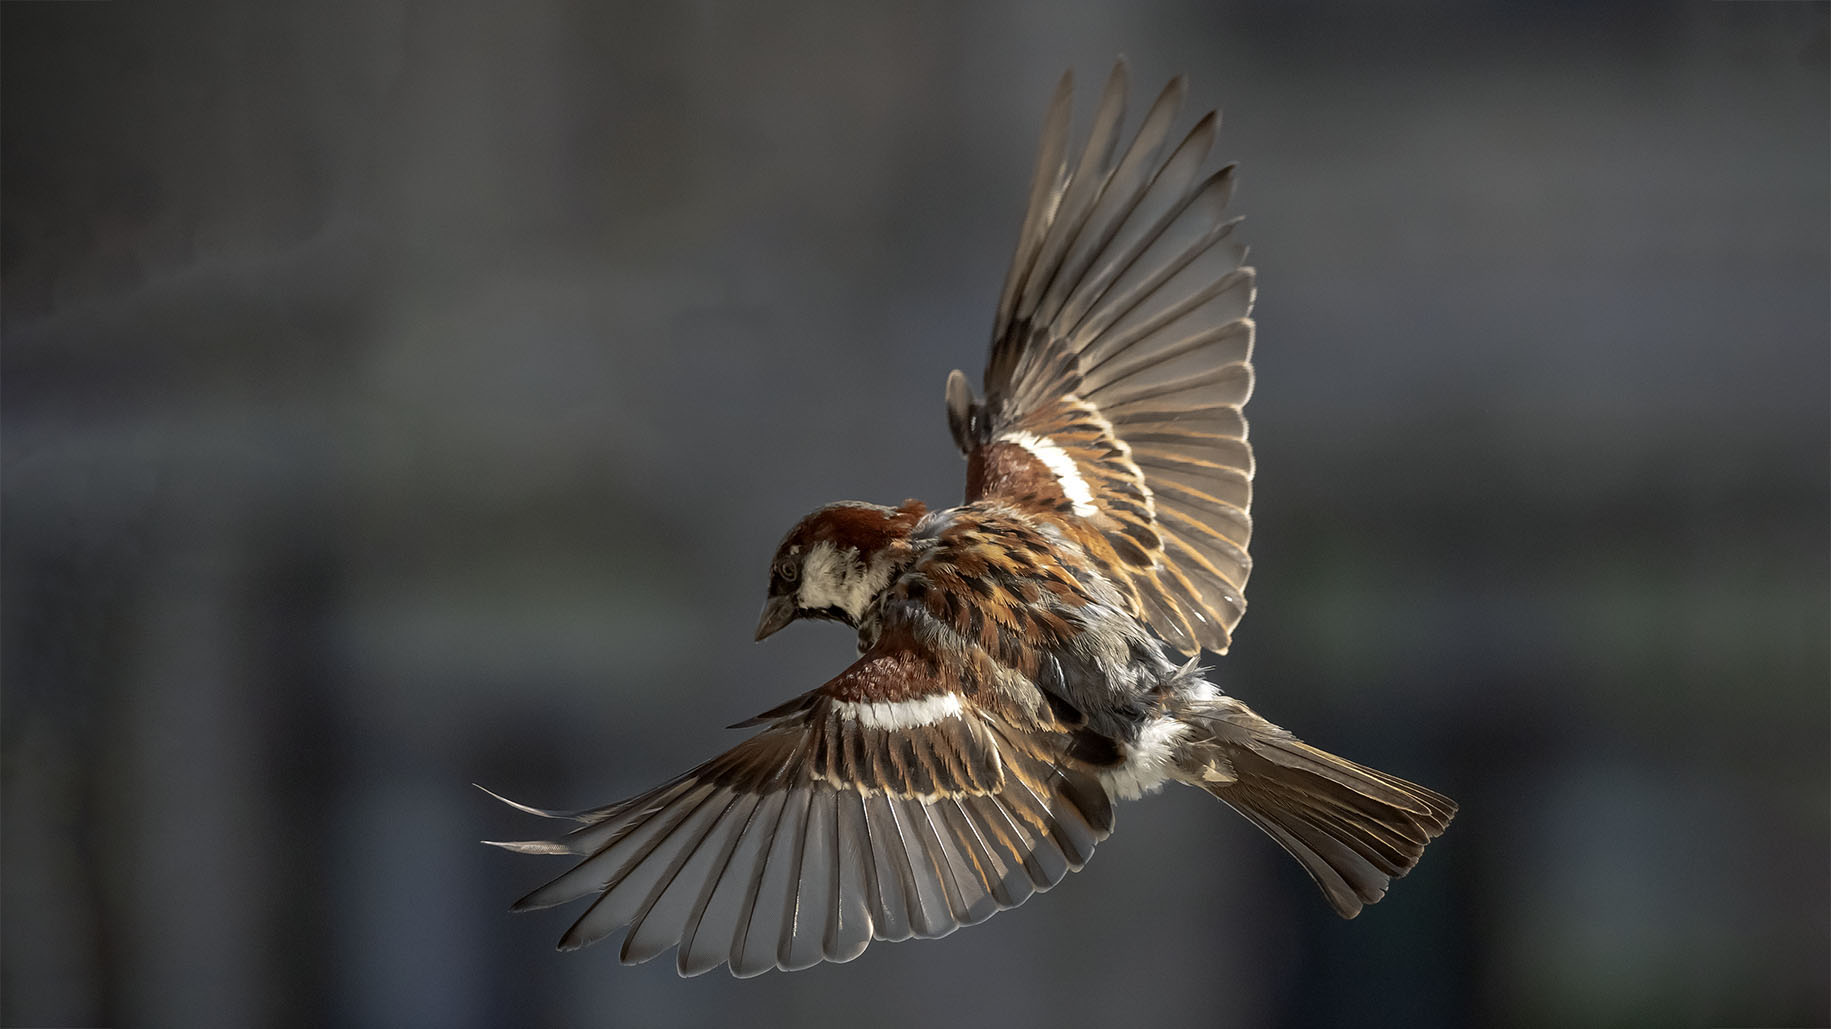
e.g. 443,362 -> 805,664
1173,695 -> 1456,918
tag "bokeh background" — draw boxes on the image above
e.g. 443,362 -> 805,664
4,3 -> 1826,1027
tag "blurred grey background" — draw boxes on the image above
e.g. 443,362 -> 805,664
4,3 -> 1826,1027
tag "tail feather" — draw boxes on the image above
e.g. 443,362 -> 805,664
1179,697 -> 1456,918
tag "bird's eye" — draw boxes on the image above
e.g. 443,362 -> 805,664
776,562 -> 798,583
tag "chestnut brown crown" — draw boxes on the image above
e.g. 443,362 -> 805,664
754,499 -> 927,640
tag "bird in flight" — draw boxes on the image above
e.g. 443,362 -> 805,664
487,62 -> 1455,978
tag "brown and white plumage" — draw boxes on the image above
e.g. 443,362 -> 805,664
950,62 -> 1256,656
488,62 -> 1455,978
488,683 -> 1112,976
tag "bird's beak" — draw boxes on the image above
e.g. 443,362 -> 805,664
755,595 -> 796,641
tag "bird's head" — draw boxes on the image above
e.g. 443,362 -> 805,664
755,499 -> 927,640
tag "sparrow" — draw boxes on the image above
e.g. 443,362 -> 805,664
486,62 -> 1456,978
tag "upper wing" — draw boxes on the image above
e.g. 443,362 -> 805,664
947,62 -> 1257,656
486,630 -> 1114,978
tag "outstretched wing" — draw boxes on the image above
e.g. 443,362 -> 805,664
947,62 -> 1257,656
486,630 -> 1113,978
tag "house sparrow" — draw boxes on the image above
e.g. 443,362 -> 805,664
487,62 -> 1455,978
